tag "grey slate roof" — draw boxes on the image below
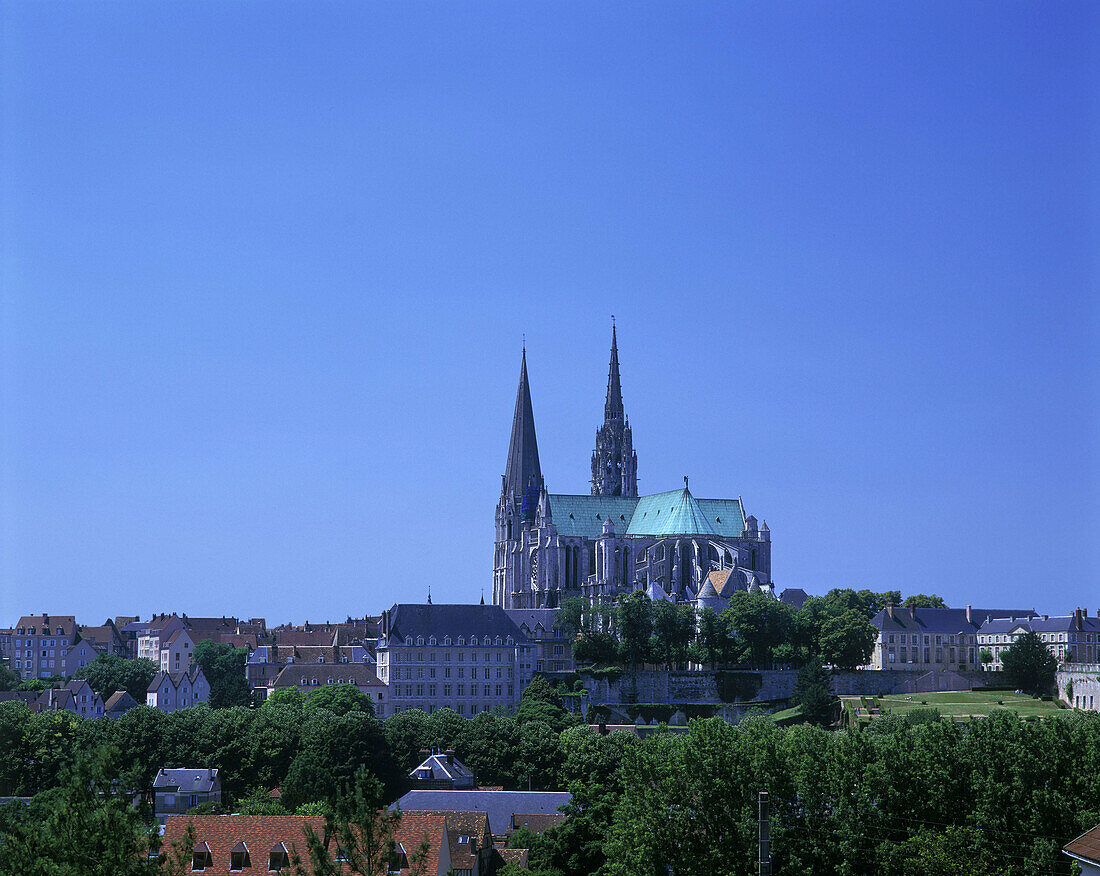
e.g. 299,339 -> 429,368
394,790 -> 571,835
779,588 -> 810,609
383,605 -> 528,647
872,607 -> 1035,635
504,609 -> 560,636
978,615 -> 1100,635
153,768 -> 220,793
410,753 -> 475,781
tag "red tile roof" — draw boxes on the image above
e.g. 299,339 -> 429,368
1065,823 -> 1100,866
163,812 -> 448,875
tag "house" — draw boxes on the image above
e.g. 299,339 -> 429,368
505,608 -> 575,675
77,621 -> 128,658
779,588 -> 810,610
36,679 -> 104,718
268,663 -> 388,716
161,812 -> 452,875
246,644 -> 374,700
977,608 -> 1100,669
508,812 -> 566,835
399,810 -> 494,876
147,667 -> 210,713
394,790 -> 570,839
408,750 -> 476,790
1063,823 -> 1100,875
0,691 -> 44,712
160,629 -> 196,673
60,638 -> 106,677
103,690 -> 140,719
153,768 -> 221,825
375,604 -> 531,718
868,604 -> 1034,672
10,614 -> 78,680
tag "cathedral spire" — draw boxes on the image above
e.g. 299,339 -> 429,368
591,324 -> 638,497
605,323 -> 624,421
503,346 -> 543,501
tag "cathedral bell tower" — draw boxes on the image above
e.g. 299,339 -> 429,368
591,325 -> 638,497
494,347 -> 544,608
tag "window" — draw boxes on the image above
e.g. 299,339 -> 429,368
428,636 -> 436,645
230,842 -> 251,871
268,843 -> 290,872
192,843 -> 212,872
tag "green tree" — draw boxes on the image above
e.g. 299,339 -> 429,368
304,683 -> 375,718
1000,630 -> 1058,696
615,592 -> 653,668
263,687 -> 305,710
0,661 -> 18,692
978,647 -> 994,666
76,654 -> 159,701
818,608 -> 877,670
0,746 -> 159,876
292,768 -> 430,876
191,640 -> 251,708
572,630 -> 619,667
792,659 -> 839,727
689,607 -> 731,668
515,676 -> 568,730
903,593 -> 948,610
723,591 -> 791,669
650,600 -> 695,669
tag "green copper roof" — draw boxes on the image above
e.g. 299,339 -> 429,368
626,488 -> 715,536
546,489 -> 746,540
547,495 -> 639,539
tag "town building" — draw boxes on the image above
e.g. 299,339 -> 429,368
268,663 -> 388,716
246,643 -> 373,699
153,768 -> 222,825
394,789 -> 571,840
163,812 -> 452,875
103,690 -> 140,719
60,638 -> 106,677
494,330 -> 772,611
376,604 -> 532,717
977,608 -> 1100,669
505,608 -> 575,675
868,604 -> 1034,672
409,750 -> 476,790
146,667 -> 210,713
10,614 -> 78,680
36,679 -> 104,718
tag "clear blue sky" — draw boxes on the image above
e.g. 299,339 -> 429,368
2,3 -> 1096,625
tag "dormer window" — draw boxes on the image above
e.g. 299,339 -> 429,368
230,842 -> 251,871
387,845 -> 409,874
428,636 -> 436,645
318,656 -> 325,663
191,842 -> 212,872
416,637 -> 424,646
457,637 -> 465,646
268,843 -> 290,872
444,637 -> 451,646
494,636 -> 502,645
506,637 -> 514,645
405,636 -> 413,646
458,835 -> 470,844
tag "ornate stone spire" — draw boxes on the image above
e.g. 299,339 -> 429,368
591,324 -> 638,497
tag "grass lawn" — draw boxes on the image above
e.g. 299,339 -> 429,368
842,690 -> 1069,720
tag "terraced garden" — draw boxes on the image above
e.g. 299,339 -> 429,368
842,690 -> 1070,722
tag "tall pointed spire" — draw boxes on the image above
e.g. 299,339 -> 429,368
591,323 -> 638,497
605,323 -> 624,421
503,346 -> 543,501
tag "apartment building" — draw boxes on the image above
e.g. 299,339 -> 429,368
376,604 -> 532,717
147,667 -> 210,713
977,608 -> 1100,669
868,604 -> 1033,671
268,663 -> 388,716
246,644 -> 373,698
505,608 -> 575,675
10,615 -> 78,680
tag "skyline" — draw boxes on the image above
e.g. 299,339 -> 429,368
2,3 -> 1096,622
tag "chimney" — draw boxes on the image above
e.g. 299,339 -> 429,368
1042,615 -> 1048,621
886,602 -> 895,621
908,603 -> 917,620
966,605 -> 973,624
446,750 -> 455,766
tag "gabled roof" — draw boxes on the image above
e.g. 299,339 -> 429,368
154,768 -> 220,792
395,790 -> 571,836
504,609 -> 561,637
270,662 -> 383,689
104,690 -> 139,714
16,615 -> 76,636
409,754 -> 475,782
978,614 -> 1100,635
872,607 -> 1035,635
148,667 -> 206,692
402,810 -> 490,872
779,588 -> 810,609
1064,823 -> 1100,867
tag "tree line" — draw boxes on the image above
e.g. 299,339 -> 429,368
563,587 -> 942,672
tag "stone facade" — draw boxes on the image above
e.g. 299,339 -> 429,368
493,331 -> 771,611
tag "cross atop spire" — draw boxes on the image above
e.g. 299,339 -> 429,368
605,323 -> 624,421
503,346 -> 543,501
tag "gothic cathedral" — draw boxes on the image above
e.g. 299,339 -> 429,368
493,329 -> 772,611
